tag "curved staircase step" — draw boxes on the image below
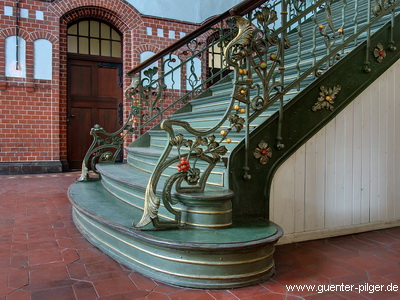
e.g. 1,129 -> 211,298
125,147 -> 228,186
68,180 -> 283,289
96,163 -> 233,228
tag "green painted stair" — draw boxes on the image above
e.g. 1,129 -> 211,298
69,180 -> 282,288
68,0 -> 397,289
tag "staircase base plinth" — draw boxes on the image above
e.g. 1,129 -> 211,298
69,181 -> 283,289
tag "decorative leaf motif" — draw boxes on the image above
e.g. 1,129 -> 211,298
312,85 -> 341,112
193,147 -> 203,155
186,168 -> 200,185
255,7 -> 278,27
229,114 -> 245,133
209,141 -> 220,149
195,136 -> 208,147
170,134 -> 190,148
210,146 -> 228,161
143,66 -> 158,79
224,16 -> 253,64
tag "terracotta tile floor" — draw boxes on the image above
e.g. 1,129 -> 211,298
0,173 -> 399,300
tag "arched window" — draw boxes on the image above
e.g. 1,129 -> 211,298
140,51 -> 158,84
140,51 -> 157,68
67,20 -> 121,58
186,57 -> 201,91
34,39 -> 52,80
5,36 -> 26,78
164,54 -> 181,90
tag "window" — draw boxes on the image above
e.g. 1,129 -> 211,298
186,57 -> 201,90
164,54 -> 181,89
140,51 -> 158,83
34,39 -> 52,80
5,36 -> 26,78
67,20 -> 121,58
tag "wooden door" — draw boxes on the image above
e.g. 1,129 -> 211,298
67,59 -> 122,170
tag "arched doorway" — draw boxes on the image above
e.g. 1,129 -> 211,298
66,19 -> 123,170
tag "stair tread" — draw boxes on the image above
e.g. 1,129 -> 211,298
126,145 -> 232,160
69,180 -> 279,247
97,162 -> 230,193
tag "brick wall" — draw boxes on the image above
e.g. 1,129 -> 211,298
0,0 -> 199,174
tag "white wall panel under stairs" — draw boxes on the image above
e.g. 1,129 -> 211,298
270,59 -> 400,244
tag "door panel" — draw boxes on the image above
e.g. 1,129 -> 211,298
98,67 -> 118,97
67,59 -> 122,169
68,107 -> 93,164
98,108 -> 118,132
70,64 -> 92,96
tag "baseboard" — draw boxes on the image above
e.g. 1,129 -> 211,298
0,161 -> 63,175
277,219 -> 400,245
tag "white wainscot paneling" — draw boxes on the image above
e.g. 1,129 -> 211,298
270,59 -> 400,244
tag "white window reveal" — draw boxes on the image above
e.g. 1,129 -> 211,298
4,6 -> 13,16
5,36 -> 26,78
186,57 -> 201,91
20,8 -> 28,18
36,10 -> 44,21
34,39 -> 52,80
140,51 -> 158,85
164,54 -> 181,90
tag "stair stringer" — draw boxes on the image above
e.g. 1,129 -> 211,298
229,15 -> 400,220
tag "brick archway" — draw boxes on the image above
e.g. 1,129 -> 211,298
57,4 -> 138,168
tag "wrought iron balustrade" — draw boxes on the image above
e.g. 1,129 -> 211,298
78,0 -> 268,181
134,0 -> 400,228
78,0 -> 399,228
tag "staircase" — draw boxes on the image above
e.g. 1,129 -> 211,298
68,0 -> 400,289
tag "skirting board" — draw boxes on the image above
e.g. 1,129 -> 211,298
277,219 -> 400,245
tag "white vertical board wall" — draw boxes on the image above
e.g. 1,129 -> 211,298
270,59 -> 400,243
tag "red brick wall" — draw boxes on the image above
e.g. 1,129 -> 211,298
0,0 -> 199,173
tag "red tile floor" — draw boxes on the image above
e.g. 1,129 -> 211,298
0,173 -> 399,300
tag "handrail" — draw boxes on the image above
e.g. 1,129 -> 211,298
132,0 -> 400,228
79,0 -> 400,231
127,0 -> 268,76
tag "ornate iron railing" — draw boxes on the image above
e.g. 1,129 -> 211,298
133,0 -> 399,228
79,0 -> 399,228
78,0 -> 269,181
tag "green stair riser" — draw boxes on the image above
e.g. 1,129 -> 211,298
101,175 -> 233,228
125,152 -> 227,187
73,208 -> 280,289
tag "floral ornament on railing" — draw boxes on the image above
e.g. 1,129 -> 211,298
373,43 -> 386,63
134,123 -> 229,229
311,85 -> 341,112
253,140 -> 272,165
78,123 -> 135,181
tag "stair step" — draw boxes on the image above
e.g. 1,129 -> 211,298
124,147 -> 228,186
96,163 -> 232,227
147,130 -> 246,150
69,180 -> 282,289
68,0 -> 397,289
